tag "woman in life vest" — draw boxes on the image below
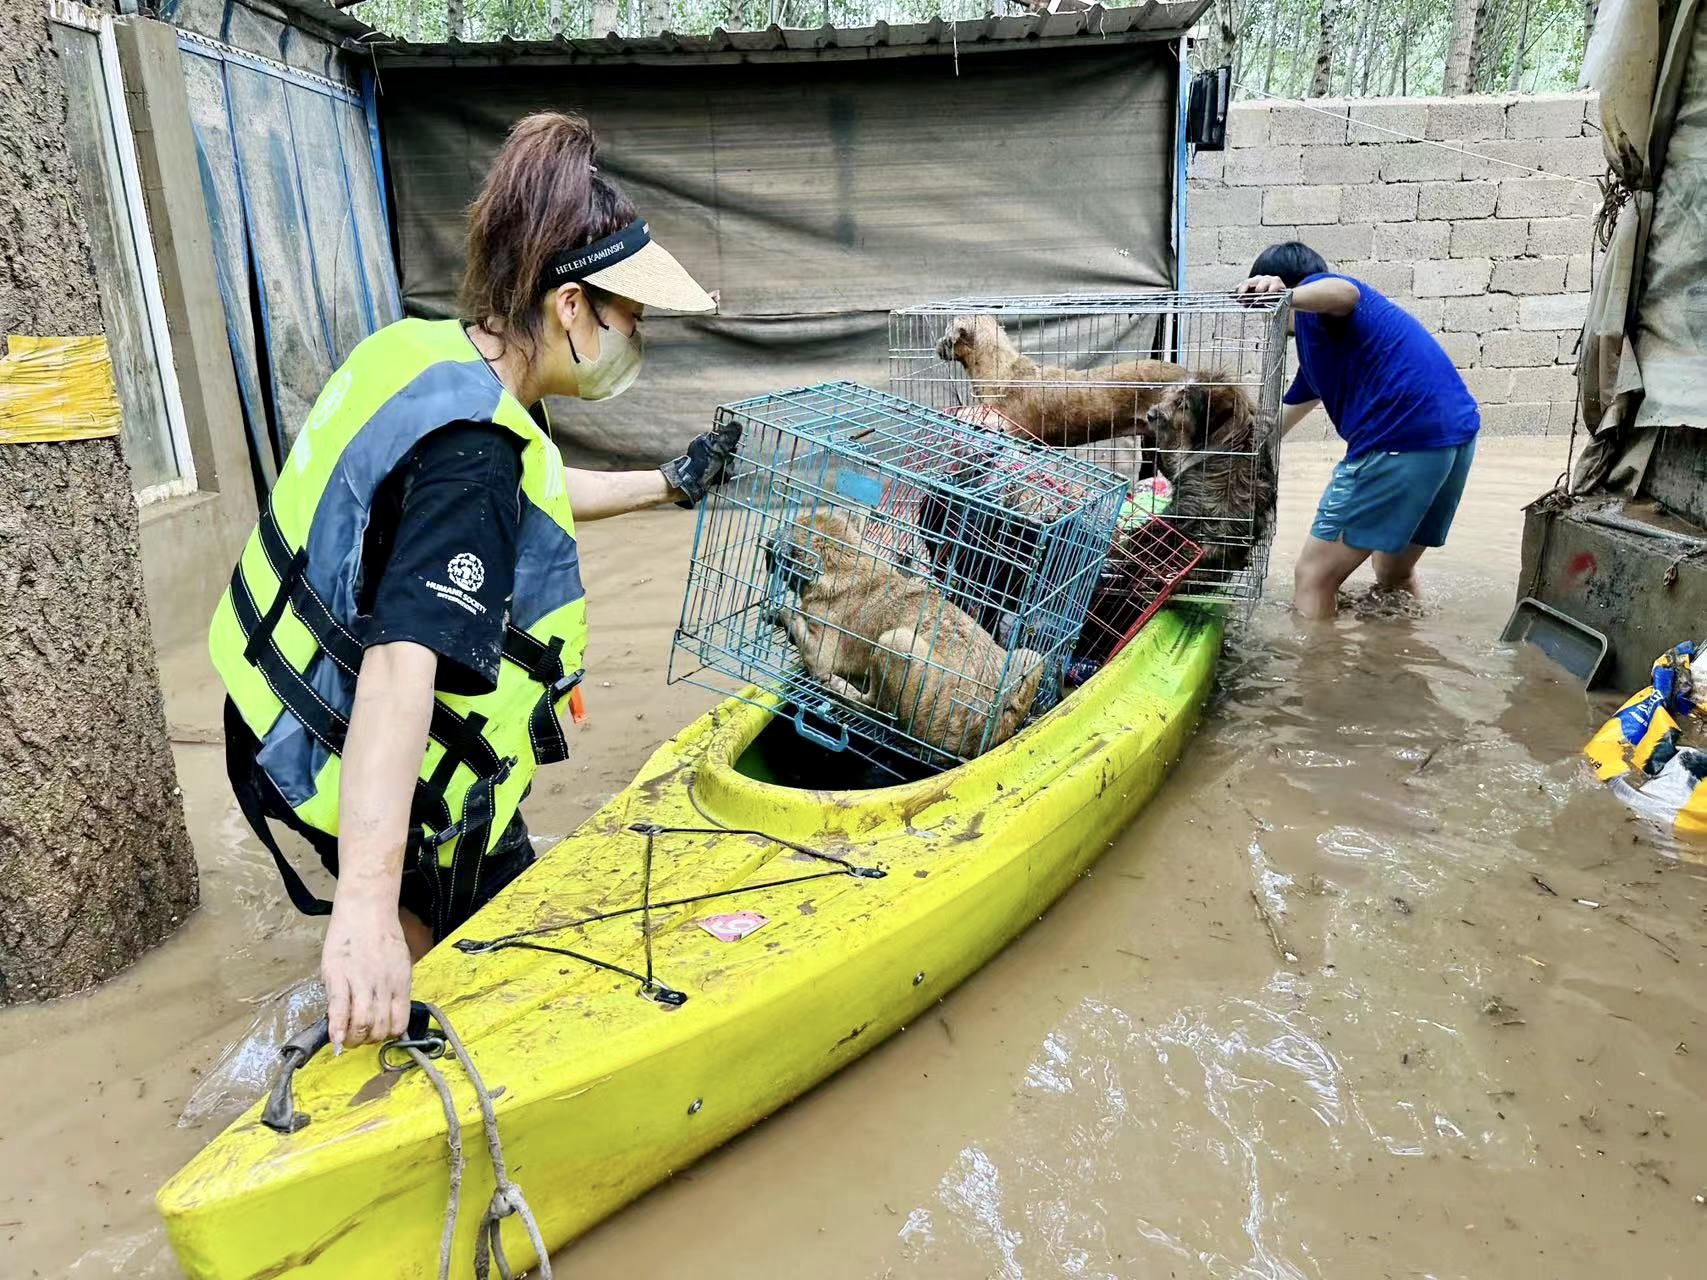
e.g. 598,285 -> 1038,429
212,113 -> 736,1050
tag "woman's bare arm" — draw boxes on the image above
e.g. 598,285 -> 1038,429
324,640 -> 437,1050
563,466 -> 680,520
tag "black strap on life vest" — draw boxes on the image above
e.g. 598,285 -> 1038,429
499,627 -> 580,766
256,506 -> 580,760
225,578 -> 455,921
224,699 -> 335,917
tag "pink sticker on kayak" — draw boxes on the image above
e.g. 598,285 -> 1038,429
697,912 -> 770,942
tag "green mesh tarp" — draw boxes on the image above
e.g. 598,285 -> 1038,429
378,45 -> 1180,466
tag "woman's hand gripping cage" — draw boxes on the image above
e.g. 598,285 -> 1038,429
661,418 -> 743,508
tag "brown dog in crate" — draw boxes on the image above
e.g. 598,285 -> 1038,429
936,313 -> 1189,447
767,511 -> 1045,759
1144,376 -> 1277,577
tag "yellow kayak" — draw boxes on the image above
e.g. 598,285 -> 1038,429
157,606 -> 1223,1278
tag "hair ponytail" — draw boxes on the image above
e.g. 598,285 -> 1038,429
459,111 -> 637,355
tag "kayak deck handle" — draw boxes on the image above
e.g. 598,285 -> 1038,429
261,1016 -> 331,1134
260,1003 -> 445,1134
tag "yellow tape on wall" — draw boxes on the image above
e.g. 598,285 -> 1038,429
0,335 -> 122,444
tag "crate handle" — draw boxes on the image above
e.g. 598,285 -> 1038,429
792,702 -> 850,752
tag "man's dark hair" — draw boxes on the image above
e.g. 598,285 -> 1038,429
1249,241 -> 1331,287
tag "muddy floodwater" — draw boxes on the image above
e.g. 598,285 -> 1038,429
5,437 -> 1707,1278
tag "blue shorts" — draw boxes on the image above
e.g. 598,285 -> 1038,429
1312,440 -> 1477,556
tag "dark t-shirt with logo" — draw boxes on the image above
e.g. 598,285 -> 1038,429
356,421 -> 524,694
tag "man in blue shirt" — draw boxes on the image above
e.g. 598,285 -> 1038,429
1238,241 -> 1480,619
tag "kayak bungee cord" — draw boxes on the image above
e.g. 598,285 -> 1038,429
453,822 -> 885,1006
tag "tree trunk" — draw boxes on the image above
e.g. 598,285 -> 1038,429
1310,0 -> 1339,97
1443,0 -> 1480,93
408,0 -> 421,40
549,0 -> 564,37
1469,0 -> 1499,93
645,0 -> 671,36
1400,9 -> 1412,93
446,0 -> 464,40
1261,0 -> 1280,93
591,0 -> 619,35
1344,0 -> 1372,95
1359,0 -> 1386,94
0,8 -> 198,1002
1581,0 -> 1599,87
1507,0 -> 1533,91
1216,0 -> 1240,77
1286,3 -> 1310,96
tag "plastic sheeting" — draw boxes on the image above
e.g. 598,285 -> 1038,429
1587,0 -> 1661,178
1574,0 -> 1705,494
380,44 -> 1181,466
179,38 -> 401,489
182,48 -> 273,487
177,976 -> 326,1129
1634,4 -> 1707,433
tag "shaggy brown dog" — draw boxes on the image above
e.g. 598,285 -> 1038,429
1145,377 -> 1277,577
768,511 -> 1045,758
937,314 -> 1190,447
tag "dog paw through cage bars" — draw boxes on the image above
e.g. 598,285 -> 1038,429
888,291 -> 1290,608
669,382 -> 1128,775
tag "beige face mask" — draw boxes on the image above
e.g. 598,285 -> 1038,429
568,302 -> 645,402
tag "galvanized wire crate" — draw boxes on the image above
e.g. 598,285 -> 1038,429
889,291 -> 1290,606
670,382 -> 1128,776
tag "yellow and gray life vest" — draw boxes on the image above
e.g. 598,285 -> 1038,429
209,318 -> 587,932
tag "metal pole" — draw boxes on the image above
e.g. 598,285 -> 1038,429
1170,34 -> 1191,364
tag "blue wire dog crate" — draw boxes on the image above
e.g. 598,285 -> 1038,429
670,382 -> 1128,776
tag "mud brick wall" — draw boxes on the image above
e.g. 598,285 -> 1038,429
1187,93 -> 1602,438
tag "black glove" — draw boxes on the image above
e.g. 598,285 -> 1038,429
660,418 -> 743,509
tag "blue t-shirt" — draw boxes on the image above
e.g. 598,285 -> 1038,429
1284,273 -> 1480,459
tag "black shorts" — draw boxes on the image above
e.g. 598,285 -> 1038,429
395,815 -> 536,936
295,812 -> 532,942
300,811 -> 536,940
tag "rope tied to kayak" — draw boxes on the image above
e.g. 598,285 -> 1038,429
401,1001 -> 554,1280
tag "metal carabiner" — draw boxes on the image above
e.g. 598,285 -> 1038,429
378,1033 -> 448,1073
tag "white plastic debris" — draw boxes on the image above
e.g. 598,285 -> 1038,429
177,975 -> 325,1129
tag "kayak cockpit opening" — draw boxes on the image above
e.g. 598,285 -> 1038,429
735,711 -> 946,791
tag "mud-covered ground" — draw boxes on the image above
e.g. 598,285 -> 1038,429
5,437 -> 1705,1279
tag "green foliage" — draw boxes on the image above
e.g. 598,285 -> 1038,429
349,0 -> 1587,97
351,0 -> 1015,42
1198,0 -> 1587,98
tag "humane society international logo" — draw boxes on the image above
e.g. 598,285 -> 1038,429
448,552 -> 486,593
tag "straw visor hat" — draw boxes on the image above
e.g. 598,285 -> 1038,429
541,218 -> 714,314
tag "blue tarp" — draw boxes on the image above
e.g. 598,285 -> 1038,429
179,37 -> 401,493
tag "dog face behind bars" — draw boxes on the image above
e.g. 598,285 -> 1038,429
1145,377 -> 1276,574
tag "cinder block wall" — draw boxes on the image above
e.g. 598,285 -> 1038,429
1187,93 -> 1602,438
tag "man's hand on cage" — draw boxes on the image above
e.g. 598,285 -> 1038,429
661,419 -> 744,508
1235,275 -> 1288,304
